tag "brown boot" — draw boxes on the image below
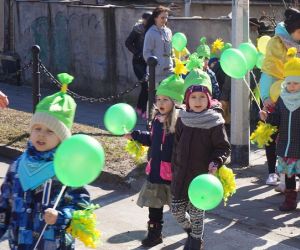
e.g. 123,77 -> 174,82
141,221 -> 163,247
279,189 -> 297,212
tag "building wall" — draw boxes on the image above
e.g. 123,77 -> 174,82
13,3 -> 261,98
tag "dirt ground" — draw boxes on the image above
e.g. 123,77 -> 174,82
0,108 -> 147,179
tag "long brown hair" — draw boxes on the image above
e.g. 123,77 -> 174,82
145,6 -> 170,33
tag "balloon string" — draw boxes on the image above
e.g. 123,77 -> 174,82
34,185 -> 67,250
242,77 -> 262,112
250,70 -> 262,98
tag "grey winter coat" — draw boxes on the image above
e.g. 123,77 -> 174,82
143,25 -> 173,84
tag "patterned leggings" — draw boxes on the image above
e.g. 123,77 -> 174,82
171,199 -> 205,240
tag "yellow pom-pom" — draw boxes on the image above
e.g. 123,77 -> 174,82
250,121 -> 278,148
67,204 -> 101,249
287,47 -> 297,58
211,38 -> 224,54
216,165 -> 236,205
125,140 -> 147,163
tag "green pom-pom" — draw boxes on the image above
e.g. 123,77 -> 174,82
57,73 -> 74,85
200,37 -> 207,45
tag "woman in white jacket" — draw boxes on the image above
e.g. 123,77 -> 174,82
143,6 -> 173,85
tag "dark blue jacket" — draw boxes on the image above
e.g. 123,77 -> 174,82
131,117 -> 174,184
0,146 -> 90,250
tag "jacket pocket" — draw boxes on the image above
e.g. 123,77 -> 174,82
160,161 -> 172,181
145,160 -> 151,175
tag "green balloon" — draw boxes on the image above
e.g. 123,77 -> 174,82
238,42 -> 258,70
54,134 -> 105,187
256,52 -> 265,69
220,48 -> 248,79
188,174 -> 224,211
172,32 -> 187,52
104,103 -> 137,135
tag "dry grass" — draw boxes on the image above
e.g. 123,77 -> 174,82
0,108 -> 146,177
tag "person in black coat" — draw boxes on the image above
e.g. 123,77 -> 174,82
125,12 -> 151,118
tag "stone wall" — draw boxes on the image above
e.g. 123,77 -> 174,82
12,3 -> 261,98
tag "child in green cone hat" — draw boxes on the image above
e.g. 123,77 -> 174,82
196,37 -> 221,100
124,74 -> 184,247
171,68 -> 230,250
0,73 -> 91,249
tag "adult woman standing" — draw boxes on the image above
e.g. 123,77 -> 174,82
125,12 -> 152,119
260,8 -> 300,191
143,6 -> 173,85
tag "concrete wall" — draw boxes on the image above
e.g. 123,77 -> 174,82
13,3 -> 260,99
0,0 -> 4,51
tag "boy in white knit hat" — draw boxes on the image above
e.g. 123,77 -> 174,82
0,73 -> 90,249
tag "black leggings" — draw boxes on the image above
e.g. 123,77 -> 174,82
148,207 -> 163,223
133,62 -> 148,113
285,174 -> 300,190
265,132 -> 278,174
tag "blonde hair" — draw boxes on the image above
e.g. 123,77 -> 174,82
152,104 -> 179,134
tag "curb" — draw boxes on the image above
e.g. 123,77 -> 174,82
0,145 -> 144,190
0,145 -> 23,159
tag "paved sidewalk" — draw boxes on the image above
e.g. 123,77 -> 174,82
1,82 -> 300,249
0,82 -> 147,130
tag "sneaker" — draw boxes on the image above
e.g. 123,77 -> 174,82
274,183 -> 285,193
266,173 -> 278,186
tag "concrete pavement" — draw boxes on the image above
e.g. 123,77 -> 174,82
0,153 -> 300,250
1,82 -> 300,249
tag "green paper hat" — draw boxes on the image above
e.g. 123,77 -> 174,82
196,37 -> 211,59
156,74 -> 184,104
30,73 -> 77,141
184,69 -> 212,94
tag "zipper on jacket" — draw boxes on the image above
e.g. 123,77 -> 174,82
284,111 -> 292,156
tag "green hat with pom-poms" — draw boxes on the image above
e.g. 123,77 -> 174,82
30,73 -> 77,141
196,37 -> 211,59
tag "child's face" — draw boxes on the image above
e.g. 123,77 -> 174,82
286,81 -> 300,93
155,95 -> 174,115
189,92 -> 208,112
30,124 -> 60,152
291,28 -> 300,42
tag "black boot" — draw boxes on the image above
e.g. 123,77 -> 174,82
141,221 -> 163,247
189,236 -> 203,250
183,228 -> 191,250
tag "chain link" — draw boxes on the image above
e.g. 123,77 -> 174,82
39,62 -> 141,103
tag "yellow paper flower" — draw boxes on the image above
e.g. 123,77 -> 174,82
174,58 -> 188,76
125,140 -> 147,163
211,38 -> 224,54
216,165 -> 236,205
250,121 -> 278,148
67,204 -> 101,249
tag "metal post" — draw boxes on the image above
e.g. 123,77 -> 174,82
230,0 -> 250,167
184,0 -> 191,17
32,45 -> 41,112
147,56 -> 158,125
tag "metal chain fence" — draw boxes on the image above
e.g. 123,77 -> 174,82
0,57 -> 141,103
39,62 -> 141,103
